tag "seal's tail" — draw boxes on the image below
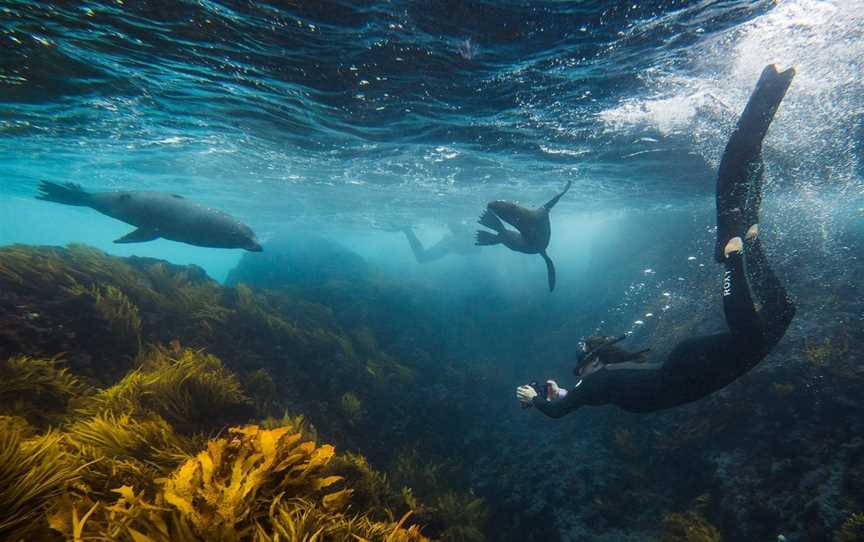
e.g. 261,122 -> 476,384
36,180 -> 92,207
543,180 -> 573,211
541,251 -> 556,291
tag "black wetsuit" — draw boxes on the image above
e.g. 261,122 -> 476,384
533,65 -> 797,418
403,226 -> 478,263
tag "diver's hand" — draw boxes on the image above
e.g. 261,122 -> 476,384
516,384 -> 538,405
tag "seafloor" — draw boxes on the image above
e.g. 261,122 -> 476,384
0,232 -> 862,541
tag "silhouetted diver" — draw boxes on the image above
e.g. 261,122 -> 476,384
401,223 -> 480,263
517,64 -> 796,415
36,181 -> 262,251
475,181 -> 571,291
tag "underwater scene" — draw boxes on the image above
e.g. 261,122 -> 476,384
1,1 -> 863,541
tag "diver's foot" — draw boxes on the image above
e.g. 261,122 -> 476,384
746,223 -> 759,241
724,237 -> 743,258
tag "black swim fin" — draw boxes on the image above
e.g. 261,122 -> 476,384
115,228 -> 160,244
714,64 -> 795,263
541,251 -> 556,291
36,180 -> 92,207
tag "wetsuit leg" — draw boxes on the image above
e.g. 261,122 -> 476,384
741,237 -> 796,346
715,65 -> 795,263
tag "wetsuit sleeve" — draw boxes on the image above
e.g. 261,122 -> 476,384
530,392 -> 581,419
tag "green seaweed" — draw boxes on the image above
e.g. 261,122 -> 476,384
0,355 -> 88,427
77,346 -> 255,434
0,428 -> 78,540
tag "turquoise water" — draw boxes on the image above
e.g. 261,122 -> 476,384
1,1 -> 863,540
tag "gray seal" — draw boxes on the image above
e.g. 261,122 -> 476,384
475,180 -> 571,291
36,180 -> 262,251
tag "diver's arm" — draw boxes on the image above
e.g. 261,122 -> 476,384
531,391 -> 579,419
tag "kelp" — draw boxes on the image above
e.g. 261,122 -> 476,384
65,283 -> 143,352
0,355 -> 88,427
660,496 -> 722,542
392,448 -> 489,541
260,499 -> 426,542
77,346 -> 254,434
65,412 -> 198,500
0,428 -> 78,540
837,513 -> 864,542
50,424 -> 428,542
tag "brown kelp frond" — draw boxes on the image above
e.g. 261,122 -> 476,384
339,391 -> 365,426
837,513 -> 864,542
260,411 -> 318,443
257,498 -> 428,542
391,447 -> 488,541
0,355 -> 89,426
0,244 -> 147,299
431,492 -> 489,542
65,283 -> 143,352
661,510 -> 722,542
48,424 -> 430,541
161,424 -> 343,537
0,428 -> 78,540
48,486 -> 199,542
65,412 -> 197,498
143,261 -> 233,335
328,452 -> 398,521
77,346 -> 254,433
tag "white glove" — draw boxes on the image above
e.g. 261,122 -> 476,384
516,384 -> 537,404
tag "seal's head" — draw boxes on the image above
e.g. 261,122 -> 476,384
225,221 -> 263,252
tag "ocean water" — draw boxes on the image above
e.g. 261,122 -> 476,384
1,1 -> 863,541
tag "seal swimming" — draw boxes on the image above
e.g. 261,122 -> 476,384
36,180 -> 263,251
475,180 -> 571,291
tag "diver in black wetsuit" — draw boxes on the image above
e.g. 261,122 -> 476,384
401,222 -> 480,263
517,64 -> 797,417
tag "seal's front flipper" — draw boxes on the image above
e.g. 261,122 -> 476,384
543,180 -> 573,211
475,230 -> 500,246
541,251 -> 556,291
715,64 -> 795,263
115,228 -> 160,244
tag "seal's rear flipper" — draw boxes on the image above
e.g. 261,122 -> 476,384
715,64 -> 795,263
475,230 -> 500,246
35,180 -> 92,207
543,180 -> 573,211
478,208 -> 505,232
115,228 -> 160,244
541,251 -> 556,291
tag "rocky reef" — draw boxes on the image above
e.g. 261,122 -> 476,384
2,222 -> 863,542
0,243 -> 488,541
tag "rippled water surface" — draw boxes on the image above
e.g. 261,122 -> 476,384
2,0 -> 861,234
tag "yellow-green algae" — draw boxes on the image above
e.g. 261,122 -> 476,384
0,350 -> 430,541
0,244 -> 489,540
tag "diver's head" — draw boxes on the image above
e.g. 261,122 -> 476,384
573,335 -> 620,374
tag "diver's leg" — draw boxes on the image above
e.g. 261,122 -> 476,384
403,228 -> 432,263
722,238 -> 763,338
715,65 -> 795,263
742,233 -> 796,343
